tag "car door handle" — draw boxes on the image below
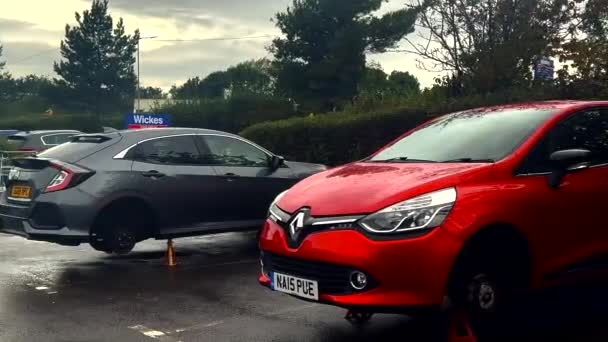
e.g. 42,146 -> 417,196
142,170 -> 166,178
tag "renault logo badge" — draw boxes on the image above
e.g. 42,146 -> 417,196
290,212 -> 306,236
288,209 -> 310,239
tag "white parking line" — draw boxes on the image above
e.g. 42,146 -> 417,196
129,325 -> 180,341
169,304 -> 318,336
174,320 -> 225,334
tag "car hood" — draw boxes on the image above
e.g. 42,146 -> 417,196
278,162 -> 494,216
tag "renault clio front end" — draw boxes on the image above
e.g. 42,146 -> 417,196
259,101 -> 608,329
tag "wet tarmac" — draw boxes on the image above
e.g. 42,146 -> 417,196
0,232 -> 607,341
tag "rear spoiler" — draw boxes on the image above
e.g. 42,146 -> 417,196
11,157 -> 53,170
11,157 -> 92,173
71,134 -> 113,143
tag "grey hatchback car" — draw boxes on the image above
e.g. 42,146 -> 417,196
0,128 -> 326,253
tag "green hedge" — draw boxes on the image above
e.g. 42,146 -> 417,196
241,107 -> 434,166
239,85 -> 570,166
0,113 -> 116,133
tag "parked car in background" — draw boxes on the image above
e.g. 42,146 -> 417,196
0,128 -> 326,254
0,130 -> 21,137
7,130 -> 82,152
259,101 -> 608,335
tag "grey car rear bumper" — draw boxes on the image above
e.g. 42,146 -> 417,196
0,200 -> 89,246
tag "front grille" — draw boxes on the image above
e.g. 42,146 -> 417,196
264,252 -> 375,295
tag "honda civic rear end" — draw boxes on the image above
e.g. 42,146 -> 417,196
0,134 -> 121,245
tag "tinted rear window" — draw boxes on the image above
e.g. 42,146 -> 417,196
41,133 -> 77,146
7,136 -> 27,149
38,136 -> 121,163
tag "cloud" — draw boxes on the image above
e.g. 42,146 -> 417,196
1,41 -> 61,77
138,38 -> 272,89
109,0 -> 289,25
0,0 -> 438,90
0,18 -> 34,32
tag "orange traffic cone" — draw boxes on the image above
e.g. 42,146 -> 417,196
166,239 -> 177,267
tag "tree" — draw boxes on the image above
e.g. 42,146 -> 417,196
171,59 -> 276,99
54,0 -> 139,113
358,64 -> 421,100
170,77 -> 202,99
0,43 -> 13,103
388,71 -> 420,96
0,74 -> 15,104
271,0 -> 420,111
171,72 -> 230,99
358,63 -> 391,98
140,86 -> 167,99
559,0 -> 608,85
226,59 -> 275,96
403,0 -> 579,95
0,44 -> 5,71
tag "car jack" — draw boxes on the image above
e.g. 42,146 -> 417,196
166,239 -> 177,267
344,310 -> 373,326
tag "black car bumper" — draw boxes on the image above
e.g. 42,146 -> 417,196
0,202 -> 88,246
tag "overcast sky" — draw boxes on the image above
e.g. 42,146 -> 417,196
0,0 -> 439,91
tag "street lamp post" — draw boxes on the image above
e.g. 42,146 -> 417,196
137,35 -> 158,113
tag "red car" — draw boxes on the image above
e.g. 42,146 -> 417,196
259,101 -> 608,328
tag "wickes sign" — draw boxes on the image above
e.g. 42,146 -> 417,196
126,113 -> 171,129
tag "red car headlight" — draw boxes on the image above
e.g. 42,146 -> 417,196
359,187 -> 456,234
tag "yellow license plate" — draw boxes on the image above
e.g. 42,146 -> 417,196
10,185 -> 31,199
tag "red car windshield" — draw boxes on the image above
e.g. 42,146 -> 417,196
369,108 -> 557,163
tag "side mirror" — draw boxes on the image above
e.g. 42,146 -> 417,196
270,155 -> 285,171
547,149 -> 591,188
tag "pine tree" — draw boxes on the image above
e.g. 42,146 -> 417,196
0,44 -> 6,71
54,0 -> 139,113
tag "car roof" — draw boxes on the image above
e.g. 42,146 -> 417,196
116,127 -> 242,140
462,100 -> 608,114
12,130 -> 81,137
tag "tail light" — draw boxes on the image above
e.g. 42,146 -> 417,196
45,162 -> 94,193
18,147 -> 37,152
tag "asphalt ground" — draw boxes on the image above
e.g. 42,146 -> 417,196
0,231 -> 607,342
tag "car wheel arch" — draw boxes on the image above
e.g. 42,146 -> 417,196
446,223 -> 532,302
91,196 -> 160,239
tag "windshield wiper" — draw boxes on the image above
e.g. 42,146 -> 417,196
370,157 -> 438,163
440,158 -> 495,163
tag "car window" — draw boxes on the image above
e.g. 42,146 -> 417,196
201,135 -> 270,167
55,134 -> 76,144
368,108 -> 557,163
519,108 -> 608,174
7,136 -> 26,149
42,133 -> 75,146
134,136 -> 201,165
41,134 -> 60,145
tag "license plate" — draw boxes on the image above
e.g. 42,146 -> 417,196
271,272 -> 319,300
9,185 -> 31,199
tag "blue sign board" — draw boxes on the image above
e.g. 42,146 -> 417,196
534,57 -> 555,81
126,113 -> 171,129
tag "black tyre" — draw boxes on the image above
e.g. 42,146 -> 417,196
449,233 -> 529,340
91,208 -> 146,255
89,235 -> 112,253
